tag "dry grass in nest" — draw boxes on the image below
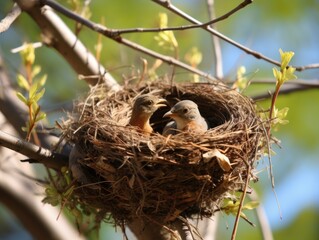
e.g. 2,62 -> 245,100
61,80 -> 267,225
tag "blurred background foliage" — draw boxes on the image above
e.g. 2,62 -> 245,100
0,0 -> 319,239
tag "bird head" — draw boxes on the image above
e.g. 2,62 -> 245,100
163,100 -> 201,126
132,94 -> 168,117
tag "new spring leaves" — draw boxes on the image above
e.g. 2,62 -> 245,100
15,43 -> 47,141
273,49 -> 297,86
270,49 -> 297,130
154,13 -> 178,51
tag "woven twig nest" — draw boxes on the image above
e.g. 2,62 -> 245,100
62,80 -> 266,224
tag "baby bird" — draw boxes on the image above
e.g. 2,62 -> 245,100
129,94 -> 167,135
163,100 -> 208,136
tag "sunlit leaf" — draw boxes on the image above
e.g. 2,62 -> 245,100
33,88 -> 46,103
32,65 -> 41,78
36,112 -> 47,122
20,43 -> 35,66
233,66 -> 249,91
272,67 -> 282,84
29,82 -> 39,99
185,47 -> 202,67
32,104 -> 40,119
155,13 -> 178,50
280,48 -> 294,70
283,67 -> 297,82
37,74 -> 47,87
243,201 -> 260,210
274,49 -> 297,86
16,92 -> 28,105
158,12 -> 168,28
17,74 -> 30,91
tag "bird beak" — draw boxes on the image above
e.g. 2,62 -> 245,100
155,98 -> 168,108
163,110 -> 176,118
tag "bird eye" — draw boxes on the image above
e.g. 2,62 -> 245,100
183,108 -> 189,113
146,100 -> 153,105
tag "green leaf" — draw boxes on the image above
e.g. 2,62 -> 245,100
35,112 -> 46,122
34,74 -> 47,87
31,101 -> 39,112
280,48 -> 295,70
33,88 -> 45,103
155,13 -> 178,50
16,92 -> 28,105
29,82 -> 39,99
20,43 -> 35,66
17,74 -> 30,91
185,47 -> 202,67
31,103 -> 40,119
32,65 -> 41,78
243,201 -> 260,210
283,67 -> 297,82
272,67 -> 282,83
233,66 -> 249,91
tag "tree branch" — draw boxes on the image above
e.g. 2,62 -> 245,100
0,180 -> 69,240
0,130 -> 68,170
0,55 -> 71,156
250,78 -> 319,87
39,0 -> 217,81
69,0 -> 252,35
252,83 -> 318,101
152,0 -> 319,72
0,142 -> 85,240
206,0 -> 223,79
0,3 -> 21,33
13,0 -> 120,89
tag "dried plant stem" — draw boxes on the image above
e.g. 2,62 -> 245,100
231,162 -> 251,240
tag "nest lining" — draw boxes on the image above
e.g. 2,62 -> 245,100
62,80 -> 266,224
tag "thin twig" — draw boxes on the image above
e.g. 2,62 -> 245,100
252,84 -> 317,101
206,0 -> 223,79
40,0 -> 217,81
152,0 -> 319,72
40,0 -> 319,77
249,78 -> 319,86
85,0 -> 253,35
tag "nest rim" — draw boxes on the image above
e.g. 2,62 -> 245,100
63,80 -> 267,224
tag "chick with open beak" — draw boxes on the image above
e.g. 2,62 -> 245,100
129,94 -> 167,135
163,100 -> 208,136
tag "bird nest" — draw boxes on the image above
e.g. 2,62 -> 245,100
60,80 -> 267,225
